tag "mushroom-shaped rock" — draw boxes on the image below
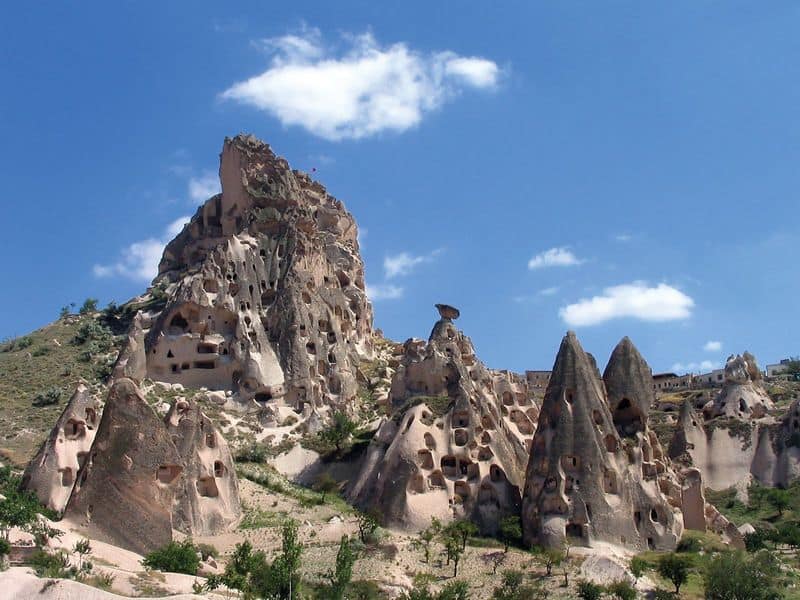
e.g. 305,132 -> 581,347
65,379 -> 182,554
522,332 -> 682,552
435,304 -> 460,321
164,397 -> 241,535
602,337 -> 654,437
21,384 -> 100,512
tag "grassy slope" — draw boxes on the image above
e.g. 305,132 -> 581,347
0,313 -> 122,467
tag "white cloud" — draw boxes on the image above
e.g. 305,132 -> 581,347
559,281 -> 694,327
539,286 -> 560,296
671,360 -> 720,373
614,234 -> 632,242
93,216 -> 191,283
188,172 -> 220,203
366,283 -> 404,301
221,28 -> 501,141
384,249 -> 441,279
703,340 -> 722,352
528,247 -> 583,270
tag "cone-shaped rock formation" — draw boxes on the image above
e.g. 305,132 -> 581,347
65,379 -> 183,554
708,352 -> 773,419
22,384 -> 100,512
522,333 -> 682,551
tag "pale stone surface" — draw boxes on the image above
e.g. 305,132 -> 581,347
165,397 -> 241,535
709,353 -> 773,419
21,384 -> 100,512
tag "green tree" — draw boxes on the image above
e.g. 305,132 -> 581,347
222,540 -> 257,593
0,489 -> 39,541
499,516 -> 522,552
312,472 -> 339,503
444,535 -> 464,577
438,580 -> 470,600
413,518 -> 441,564
657,553 -> 691,595
704,550 -> 783,600
783,357 -> 800,378
79,298 -> 99,315
446,519 -> 478,552
327,535 -> 357,600
536,548 -> 564,576
765,488 -> 790,517
356,510 -> 380,544
320,411 -> 357,454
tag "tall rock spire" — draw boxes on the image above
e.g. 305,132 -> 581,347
522,332 -> 682,551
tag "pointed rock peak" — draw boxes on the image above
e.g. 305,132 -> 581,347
603,336 -> 655,436
679,398 -> 701,428
544,330 -> 607,413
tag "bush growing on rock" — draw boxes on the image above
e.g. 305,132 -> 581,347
704,550 -> 783,600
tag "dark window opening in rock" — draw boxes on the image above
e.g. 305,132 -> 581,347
454,481 -> 470,501
306,342 -> 316,355
586,504 -> 592,520
171,364 -> 179,373
604,434 -> 619,453
478,446 -> 493,461
64,419 -> 85,440
592,410 -> 602,425
453,412 -> 470,428
318,360 -> 328,376
166,349 -> 175,359
205,433 -> 216,448
404,415 -> 415,433
327,331 -> 336,344
739,398 -> 748,412
323,276 -> 331,285
613,397 -> 644,437
197,343 -> 217,354
336,271 -> 350,287
203,279 -> 218,293
409,474 -> 425,494
254,392 -> 273,404
634,511 -> 642,530
169,313 -> 189,331
454,429 -> 468,446
60,467 -> 73,487
429,471 -> 446,489
465,462 -> 479,480
197,477 -> 219,498
302,292 -> 312,304
214,461 -> 226,477
77,451 -> 89,467
647,537 -> 654,549
328,352 -> 336,364
566,523 -> 583,539
566,390 -> 574,404
650,508 -> 658,522
502,391 -> 514,405
182,362 -> 190,370
157,465 -> 182,484
618,398 -> 632,410
441,456 -> 457,477
490,465 -> 505,482
417,450 -> 434,469
603,468 -> 618,494
194,360 -> 216,369
318,319 -> 330,331
561,455 -> 579,471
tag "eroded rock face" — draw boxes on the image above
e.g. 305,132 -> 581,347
165,397 -> 241,535
774,397 -> 800,486
348,306 -> 535,533
709,353 -> 773,419
21,385 -> 100,512
522,333 -> 682,552
142,134 -> 373,411
65,379 -> 182,554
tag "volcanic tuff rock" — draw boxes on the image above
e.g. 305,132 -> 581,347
522,333 -> 682,552
708,352 -> 773,419
348,306 -> 537,533
123,134 -> 373,413
65,379 -> 182,555
21,384 -> 100,512
165,396 -> 241,535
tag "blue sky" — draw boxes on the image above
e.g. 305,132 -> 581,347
2,2 -> 799,374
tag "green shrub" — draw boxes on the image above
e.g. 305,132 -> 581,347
196,542 -> 218,561
606,580 -> 637,600
79,298 -> 99,315
32,346 -> 51,357
657,553 -> 692,594
0,538 -> 10,556
142,540 -> 200,575
17,337 -> 33,350
704,550 -> 783,600
32,387 -> 62,407
577,580 -> 603,600
676,535 -> 701,552
29,549 -> 72,578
